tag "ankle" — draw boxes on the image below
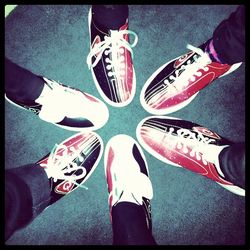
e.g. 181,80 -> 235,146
205,39 -> 224,63
91,5 -> 128,30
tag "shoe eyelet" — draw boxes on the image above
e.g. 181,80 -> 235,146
190,76 -> 196,82
197,72 -> 202,77
78,156 -> 84,161
183,148 -> 188,154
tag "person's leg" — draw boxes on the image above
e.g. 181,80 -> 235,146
104,135 -> 156,245
5,57 -> 44,103
5,164 -> 50,241
219,143 -> 245,189
91,5 -> 128,30
112,201 -> 156,245
5,57 -> 109,131
211,5 -> 245,64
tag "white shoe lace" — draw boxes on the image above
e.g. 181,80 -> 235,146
149,44 -> 211,104
165,44 -> 211,92
164,127 -> 217,166
87,30 -> 138,78
40,143 -> 88,189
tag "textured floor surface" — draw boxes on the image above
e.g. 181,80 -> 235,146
5,5 -> 245,245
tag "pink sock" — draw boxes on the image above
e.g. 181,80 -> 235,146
206,39 -> 223,63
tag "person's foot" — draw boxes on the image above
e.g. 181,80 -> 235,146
104,134 -> 153,229
140,42 -> 242,115
5,77 -> 109,131
37,131 -> 103,204
136,116 -> 245,196
87,7 -> 138,107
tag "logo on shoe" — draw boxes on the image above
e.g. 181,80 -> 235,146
193,126 -> 221,140
55,180 -> 75,194
174,51 -> 194,68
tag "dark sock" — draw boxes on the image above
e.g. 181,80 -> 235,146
91,5 -> 129,31
112,202 -> 156,245
219,143 -> 245,189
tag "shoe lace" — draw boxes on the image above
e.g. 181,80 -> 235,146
165,127 -> 215,165
150,44 -> 211,104
165,44 -> 211,92
86,30 -> 138,77
40,143 -> 88,189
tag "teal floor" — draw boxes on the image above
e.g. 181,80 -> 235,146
5,5 -> 245,245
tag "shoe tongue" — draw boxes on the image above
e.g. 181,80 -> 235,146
130,172 -> 153,205
118,166 -> 153,205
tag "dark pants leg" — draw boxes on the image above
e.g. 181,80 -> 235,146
219,143 -> 245,189
112,202 -> 156,245
5,57 -> 45,103
213,5 -> 245,64
91,5 -> 128,30
5,164 -> 51,241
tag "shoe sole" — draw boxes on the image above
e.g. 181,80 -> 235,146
140,54 -> 242,115
88,8 -> 136,108
136,116 -> 245,196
